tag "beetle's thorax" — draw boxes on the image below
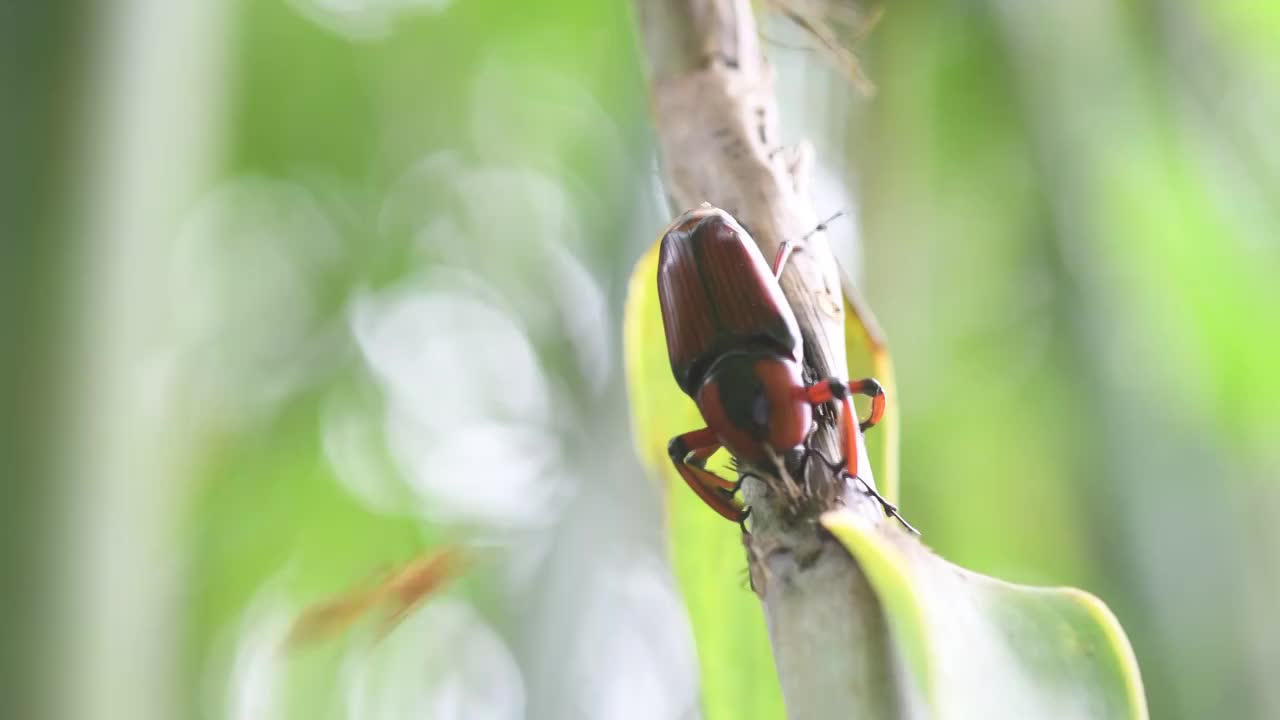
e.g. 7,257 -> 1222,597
694,352 -> 812,464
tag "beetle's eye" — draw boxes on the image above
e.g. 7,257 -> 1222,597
751,391 -> 769,430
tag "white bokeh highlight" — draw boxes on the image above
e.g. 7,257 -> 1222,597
171,177 -> 344,423
285,0 -> 453,42
346,279 -> 564,528
341,599 -> 525,720
571,555 -> 700,720
221,587 -> 293,720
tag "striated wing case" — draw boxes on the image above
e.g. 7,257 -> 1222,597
656,207 -> 802,396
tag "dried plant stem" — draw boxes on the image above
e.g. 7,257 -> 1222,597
634,1 -> 901,717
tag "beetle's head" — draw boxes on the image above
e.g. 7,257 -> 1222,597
695,352 -> 811,464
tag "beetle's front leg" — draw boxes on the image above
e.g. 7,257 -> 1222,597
796,377 -> 886,505
771,212 -> 845,277
796,386 -> 920,535
804,378 -> 886,432
668,428 -> 748,523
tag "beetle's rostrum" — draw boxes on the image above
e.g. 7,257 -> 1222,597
656,205 -> 889,526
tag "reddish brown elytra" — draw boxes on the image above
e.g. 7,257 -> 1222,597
656,205 -> 886,524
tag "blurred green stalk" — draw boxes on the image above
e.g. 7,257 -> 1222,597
3,3 -> 232,720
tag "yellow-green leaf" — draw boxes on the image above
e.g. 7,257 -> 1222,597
624,237 -> 787,720
822,510 -> 1149,720
841,275 -> 900,506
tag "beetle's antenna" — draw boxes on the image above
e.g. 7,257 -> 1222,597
802,210 -> 846,242
775,211 -> 849,276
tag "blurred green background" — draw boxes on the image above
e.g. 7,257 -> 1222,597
5,1 -> 1278,719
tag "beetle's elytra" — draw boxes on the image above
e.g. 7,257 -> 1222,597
658,209 -> 799,396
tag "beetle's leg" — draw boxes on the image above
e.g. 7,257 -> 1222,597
668,429 -> 748,523
772,241 -> 795,278
729,470 -> 761,494
802,435 -> 921,535
847,472 -> 921,536
795,380 -> 862,485
803,377 -> 886,432
797,377 -> 884,486
669,428 -> 734,489
772,214 -> 836,276
687,442 -> 718,469
673,462 -> 749,523
806,445 -> 842,475
837,393 -> 862,485
773,212 -> 847,277
798,426 -> 920,535
850,379 -> 886,432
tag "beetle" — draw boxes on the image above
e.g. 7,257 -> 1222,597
656,205 -> 886,524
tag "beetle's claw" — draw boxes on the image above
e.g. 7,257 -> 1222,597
731,470 -> 761,494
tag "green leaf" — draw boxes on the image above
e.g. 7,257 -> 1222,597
822,510 -> 1148,720
624,237 -> 787,720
